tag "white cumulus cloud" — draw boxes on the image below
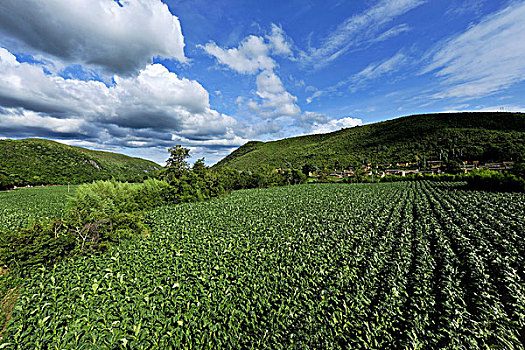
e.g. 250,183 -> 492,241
266,24 -> 294,57
201,23 -> 295,74
202,35 -> 276,74
249,70 -> 301,118
296,112 -> 362,135
0,47 -> 242,151
0,0 -> 186,75
311,117 -> 362,134
202,26 -> 301,121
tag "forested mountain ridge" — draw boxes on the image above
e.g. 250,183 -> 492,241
0,138 -> 160,188
215,112 -> 525,170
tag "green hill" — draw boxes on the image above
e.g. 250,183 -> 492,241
0,138 -> 160,188
215,112 -> 525,170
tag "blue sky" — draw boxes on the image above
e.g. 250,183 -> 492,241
0,0 -> 524,164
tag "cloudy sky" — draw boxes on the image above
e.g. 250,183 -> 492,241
0,0 -> 524,164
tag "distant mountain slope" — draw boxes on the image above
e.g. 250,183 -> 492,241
215,112 -> 525,170
0,138 -> 160,187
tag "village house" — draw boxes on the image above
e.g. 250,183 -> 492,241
329,172 -> 345,178
386,169 -> 406,176
427,160 -> 442,168
484,162 -> 514,171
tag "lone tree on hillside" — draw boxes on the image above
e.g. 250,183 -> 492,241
166,145 -> 190,178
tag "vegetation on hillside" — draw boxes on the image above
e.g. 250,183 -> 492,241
215,112 -> 525,170
0,138 -> 160,189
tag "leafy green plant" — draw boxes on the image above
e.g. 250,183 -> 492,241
0,222 -> 76,274
67,180 -> 139,224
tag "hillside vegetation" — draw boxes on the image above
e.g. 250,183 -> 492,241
215,112 -> 525,170
0,139 -> 160,188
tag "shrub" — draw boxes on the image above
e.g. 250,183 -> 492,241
465,170 -> 525,192
131,178 -> 171,210
67,180 -> 137,224
0,222 -> 76,274
67,179 -> 172,225
0,211 -> 149,272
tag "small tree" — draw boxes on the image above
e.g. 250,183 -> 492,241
192,158 -> 207,176
444,159 -> 462,174
166,145 -> 190,178
511,162 -> 525,179
302,163 -> 316,176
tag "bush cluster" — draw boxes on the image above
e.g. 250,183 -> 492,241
68,179 -> 170,224
379,173 -> 463,183
212,167 -> 307,191
465,170 -> 525,192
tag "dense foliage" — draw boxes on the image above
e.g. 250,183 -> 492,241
1,182 -> 523,348
215,112 -> 525,170
465,170 -> 525,192
157,145 -> 307,196
213,167 -> 307,191
0,139 -> 160,189
67,180 -> 170,224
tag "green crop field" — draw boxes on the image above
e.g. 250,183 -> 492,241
1,182 -> 524,348
0,186 -> 76,233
